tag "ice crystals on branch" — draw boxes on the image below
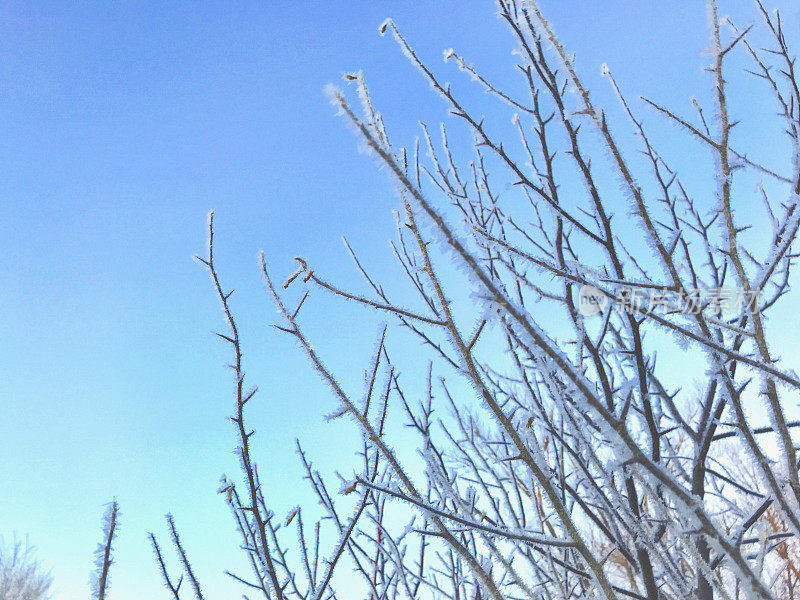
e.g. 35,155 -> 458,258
177,3 -> 800,600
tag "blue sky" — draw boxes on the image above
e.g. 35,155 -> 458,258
2,1 -> 799,598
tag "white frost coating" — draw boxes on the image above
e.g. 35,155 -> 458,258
323,84 -> 346,116
323,404 -> 348,422
705,0 -> 723,53
319,18 -> 797,596
285,506 -> 300,527
309,491 -> 369,600
670,323 -> 691,352
754,193 -> 800,288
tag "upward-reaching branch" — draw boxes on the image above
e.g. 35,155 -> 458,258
91,500 -> 119,600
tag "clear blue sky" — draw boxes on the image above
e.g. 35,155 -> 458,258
2,1 -> 798,598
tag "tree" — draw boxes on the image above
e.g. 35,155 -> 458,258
91,500 -> 119,600
154,1 -> 800,599
0,537 -> 52,600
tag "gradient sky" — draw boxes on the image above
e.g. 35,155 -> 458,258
2,2 -> 799,598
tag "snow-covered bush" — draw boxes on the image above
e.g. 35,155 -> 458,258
0,538 -> 51,600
